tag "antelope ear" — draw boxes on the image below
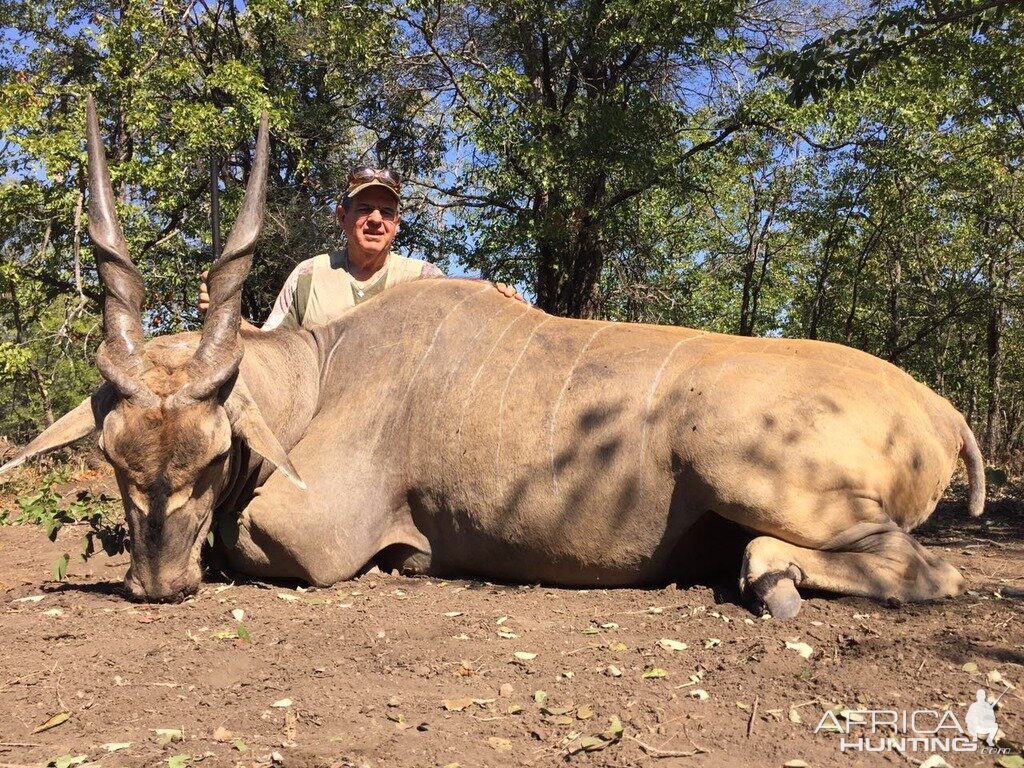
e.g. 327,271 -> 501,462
223,378 -> 306,490
0,383 -> 118,475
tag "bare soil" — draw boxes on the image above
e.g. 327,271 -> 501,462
1,469 -> 1023,768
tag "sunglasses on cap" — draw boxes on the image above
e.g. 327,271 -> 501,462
346,167 -> 402,194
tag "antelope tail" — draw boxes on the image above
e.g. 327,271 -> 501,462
959,419 -> 986,517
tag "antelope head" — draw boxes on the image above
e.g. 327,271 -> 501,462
0,97 -> 303,602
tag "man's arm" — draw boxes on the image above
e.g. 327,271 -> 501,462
200,261 -> 312,330
262,260 -> 313,331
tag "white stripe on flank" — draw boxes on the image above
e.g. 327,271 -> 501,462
321,278 -> 449,388
549,325 -> 611,494
442,319 -> 491,387
495,315 -> 552,475
375,284 -> 493,449
456,304 -> 535,455
396,284 -> 493,406
638,335 -> 701,467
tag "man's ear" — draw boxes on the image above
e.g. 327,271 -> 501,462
0,383 -> 118,475
223,377 -> 306,490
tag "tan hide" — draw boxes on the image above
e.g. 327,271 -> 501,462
223,375 -> 306,490
224,279 -> 984,617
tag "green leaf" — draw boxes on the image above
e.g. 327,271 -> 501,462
578,735 -> 611,752
53,553 -> 69,581
167,755 -> 191,768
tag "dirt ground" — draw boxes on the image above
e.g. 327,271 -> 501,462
1,469 -> 1023,768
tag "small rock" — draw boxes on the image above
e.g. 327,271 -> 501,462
499,683 -> 514,698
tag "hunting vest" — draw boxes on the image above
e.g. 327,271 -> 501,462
296,249 -> 426,328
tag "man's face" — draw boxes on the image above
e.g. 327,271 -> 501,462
340,187 -> 400,261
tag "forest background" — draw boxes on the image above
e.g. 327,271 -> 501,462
1,0 -> 1022,470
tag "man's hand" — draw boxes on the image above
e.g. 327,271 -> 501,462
198,270 -> 209,314
494,281 -> 528,304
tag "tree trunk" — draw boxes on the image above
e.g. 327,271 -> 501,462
535,179 -> 607,319
885,248 -> 902,364
536,223 -> 605,318
843,228 -> 879,344
984,249 -> 1009,458
739,204 -> 775,337
739,239 -> 758,337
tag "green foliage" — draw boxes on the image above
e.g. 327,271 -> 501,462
1,0 -> 1023,465
8,478 -> 66,537
761,0 -> 1020,106
402,0 -> 750,317
0,0 -> 449,440
986,466 -> 1009,489
2,467 -> 126,580
774,9 -> 1024,458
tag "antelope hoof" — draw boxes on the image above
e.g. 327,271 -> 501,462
747,566 -> 803,619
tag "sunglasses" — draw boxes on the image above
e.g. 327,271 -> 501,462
347,167 -> 402,192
